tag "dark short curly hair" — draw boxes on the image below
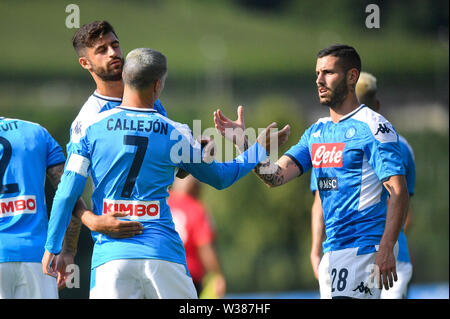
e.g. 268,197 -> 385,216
72,20 -> 118,56
317,44 -> 361,74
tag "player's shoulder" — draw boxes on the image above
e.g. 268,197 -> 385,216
71,107 -> 123,143
156,113 -> 194,139
72,92 -> 121,126
312,116 -> 332,128
305,116 -> 332,137
398,135 -> 415,160
1,116 -> 50,136
351,104 -> 398,143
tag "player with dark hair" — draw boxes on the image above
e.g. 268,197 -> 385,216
42,48 -> 289,298
68,21 -> 171,237
310,71 -> 416,299
214,44 -> 409,299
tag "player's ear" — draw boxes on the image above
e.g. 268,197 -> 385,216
154,79 -> 163,94
347,68 -> 359,87
79,56 -> 91,70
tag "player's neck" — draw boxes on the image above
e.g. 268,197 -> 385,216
329,94 -> 360,123
121,89 -> 156,109
94,78 -> 124,99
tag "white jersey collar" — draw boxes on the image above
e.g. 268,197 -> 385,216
92,91 -> 122,102
117,105 -> 157,112
339,104 -> 366,122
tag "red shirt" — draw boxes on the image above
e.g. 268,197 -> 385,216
168,191 -> 215,283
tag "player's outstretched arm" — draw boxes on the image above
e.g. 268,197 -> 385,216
253,155 -> 300,187
180,121 -> 289,190
214,106 -> 301,188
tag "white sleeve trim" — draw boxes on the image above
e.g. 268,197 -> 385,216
66,154 -> 90,178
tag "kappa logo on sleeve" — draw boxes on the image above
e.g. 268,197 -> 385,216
370,121 -> 397,143
311,143 -> 345,168
374,123 -> 391,135
74,121 -> 82,135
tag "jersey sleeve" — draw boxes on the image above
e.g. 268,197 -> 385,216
284,128 -> 312,174
364,121 -> 405,182
399,137 -> 416,195
45,133 -> 91,254
171,126 -> 268,190
154,99 -> 167,117
41,126 -> 66,168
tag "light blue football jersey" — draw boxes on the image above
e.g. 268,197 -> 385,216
287,105 -> 405,253
68,91 -> 166,154
0,117 -> 65,262
310,133 -> 416,261
45,106 -> 268,271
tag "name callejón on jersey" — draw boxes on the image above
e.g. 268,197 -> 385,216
106,118 -> 169,135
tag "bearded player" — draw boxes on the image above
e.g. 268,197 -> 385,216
214,44 -> 409,299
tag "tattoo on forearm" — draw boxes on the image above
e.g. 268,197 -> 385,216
253,161 -> 284,187
62,215 -> 82,256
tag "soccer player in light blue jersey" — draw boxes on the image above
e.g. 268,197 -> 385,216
68,21 -> 168,237
0,118 -> 83,298
310,72 -> 416,299
42,48 -> 290,298
214,45 -> 410,299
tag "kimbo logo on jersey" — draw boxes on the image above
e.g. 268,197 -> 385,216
318,177 -> 338,191
311,143 -> 345,168
103,199 -> 160,220
0,195 -> 37,217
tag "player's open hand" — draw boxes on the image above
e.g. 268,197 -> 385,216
256,122 -> 290,155
214,106 -> 247,151
88,212 -> 144,238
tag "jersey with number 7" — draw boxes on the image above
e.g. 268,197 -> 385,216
45,106 -> 268,271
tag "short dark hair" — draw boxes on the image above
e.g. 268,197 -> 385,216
72,20 -> 118,56
317,44 -> 361,74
